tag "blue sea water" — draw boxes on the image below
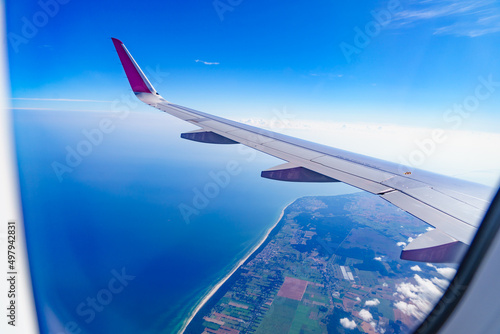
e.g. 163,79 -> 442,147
13,108 -> 356,333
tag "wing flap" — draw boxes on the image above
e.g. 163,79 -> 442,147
226,129 -> 275,144
405,187 -> 483,225
262,141 -> 326,160
381,176 -> 483,225
155,102 -> 199,120
382,191 -> 476,244
312,155 -> 395,183
196,120 -> 239,133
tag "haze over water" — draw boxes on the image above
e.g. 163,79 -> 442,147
14,109 -> 356,333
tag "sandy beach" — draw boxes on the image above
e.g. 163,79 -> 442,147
179,199 -> 295,334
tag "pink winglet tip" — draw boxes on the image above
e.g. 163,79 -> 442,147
111,38 -> 152,94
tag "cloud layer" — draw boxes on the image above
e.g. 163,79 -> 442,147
393,0 -> 500,37
238,118 -> 500,186
10,98 -> 113,102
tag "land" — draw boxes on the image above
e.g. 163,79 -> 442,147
183,192 -> 453,334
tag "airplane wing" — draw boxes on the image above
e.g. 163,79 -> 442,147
111,38 -> 493,263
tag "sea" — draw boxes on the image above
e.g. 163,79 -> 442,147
13,108 -> 356,333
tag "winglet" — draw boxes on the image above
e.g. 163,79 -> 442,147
111,38 -> 157,94
401,229 -> 468,263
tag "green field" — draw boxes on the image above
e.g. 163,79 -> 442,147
255,297 -> 299,333
289,303 -> 325,334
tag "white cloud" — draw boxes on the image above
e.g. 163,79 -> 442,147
414,274 -> 444,299
394,274 -> 446,320
392,0 -> 500,37
397,242 -> 407,247
310,72 -> 344,79
397,282 -> 418,299
340,318 -> 357,330
374,257 -> 382,261
195,59 -> 220,65
426,227 -> 435,232
395,300 -> 421,318
407,237 -> 414,243
356,297 -> 361,301
365,298 -> 380,307
383,283 -> 389,287
426,263 -> 457,279
432,277 -> 450,290
359,309 -> 373,322
436,267 -> 457,279
411,265 -> 422,272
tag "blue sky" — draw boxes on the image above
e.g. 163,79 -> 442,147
5,0 -> 500,134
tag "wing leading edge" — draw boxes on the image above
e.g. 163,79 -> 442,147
112,38 -> 494,263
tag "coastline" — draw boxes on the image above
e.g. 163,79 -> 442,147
178,199 -> 295,334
